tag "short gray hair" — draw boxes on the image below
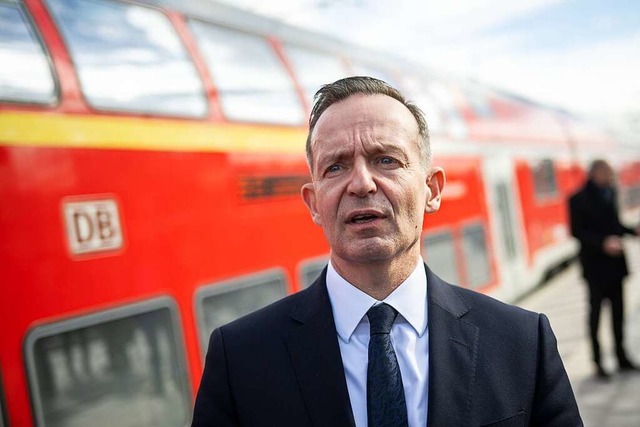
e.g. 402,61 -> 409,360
305,76 -> 430,172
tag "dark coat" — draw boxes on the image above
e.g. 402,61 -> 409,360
191,266 -> 582,427
569,179 -> 636,283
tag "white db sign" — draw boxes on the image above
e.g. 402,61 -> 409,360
64,199 -> 123,255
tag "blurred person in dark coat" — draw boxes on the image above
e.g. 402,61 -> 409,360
569,159 -> 640,378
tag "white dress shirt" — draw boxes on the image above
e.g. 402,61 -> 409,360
326,259 -> 429,427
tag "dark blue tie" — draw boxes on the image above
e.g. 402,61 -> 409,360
366,303 -> 408,427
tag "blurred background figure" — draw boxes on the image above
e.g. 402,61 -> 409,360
569,159 -> 640,378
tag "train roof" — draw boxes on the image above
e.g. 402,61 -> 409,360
140,1 -> 624,149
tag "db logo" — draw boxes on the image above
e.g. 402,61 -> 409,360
63,198 -> 123,256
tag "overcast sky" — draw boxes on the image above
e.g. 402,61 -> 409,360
219,0 -> 639,127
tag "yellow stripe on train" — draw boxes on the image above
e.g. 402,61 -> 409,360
0,111 -> 308,153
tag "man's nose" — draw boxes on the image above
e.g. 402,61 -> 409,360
347,161 -> 377,197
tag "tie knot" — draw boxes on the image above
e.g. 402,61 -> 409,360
367,303 -> 398,335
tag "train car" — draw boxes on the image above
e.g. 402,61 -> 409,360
1,0 -> 639,425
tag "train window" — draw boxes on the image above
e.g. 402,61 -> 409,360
298,257 -> 328,289
44,0 -> 207,117
428,82 -> 468,139
284,45 -> 348,105
623,183 -> 640,209
399,74 -> 445,134
0,0 -> 56,104
195,269 -> 288,354
423,231 -> 460,285
466,87 -> 493,118
189,20 -> 304,125
24,297 -> 191,427
532,159 -> 558,199
461,224 -> 492,289
495,181 -> 518,260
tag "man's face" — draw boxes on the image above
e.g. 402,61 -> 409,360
302,94 -> 444,267
592,163 -> 615,188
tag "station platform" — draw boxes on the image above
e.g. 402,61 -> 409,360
517,239 -> 640,426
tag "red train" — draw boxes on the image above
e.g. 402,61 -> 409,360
1,0 -> 639,425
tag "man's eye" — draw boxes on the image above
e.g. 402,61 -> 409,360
378,157 -> 398,166
326,164 -> 342,174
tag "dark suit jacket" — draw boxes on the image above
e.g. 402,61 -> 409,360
192,266 -> 582,426
569,179 -> 636,284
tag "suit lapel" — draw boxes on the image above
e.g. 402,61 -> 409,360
286,270 -> 355,427
426,266 -> 479,427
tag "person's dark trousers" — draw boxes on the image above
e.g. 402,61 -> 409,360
587,278 -> 627,367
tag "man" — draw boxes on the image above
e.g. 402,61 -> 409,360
569,159 -> 639,378
192,77 -> 582,426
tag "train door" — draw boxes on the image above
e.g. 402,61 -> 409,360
483,156 -> 528,301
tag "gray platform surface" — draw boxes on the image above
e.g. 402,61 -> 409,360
517,239 -> 640,427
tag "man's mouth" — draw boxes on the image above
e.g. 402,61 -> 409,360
347,211 -> 385,224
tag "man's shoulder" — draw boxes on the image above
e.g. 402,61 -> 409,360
450,284 -> 538,325
447,285 -> 550,353
428,266 -> 538,326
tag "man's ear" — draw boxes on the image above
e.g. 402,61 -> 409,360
302,182 -> 322,226
425,167 -> 445,214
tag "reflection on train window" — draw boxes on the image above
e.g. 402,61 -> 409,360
196,269 -> 288,354
299,258 -> 328,289
423,231 -> 460,285
284,45 -> 348,105
24,298 -> 191,427
461,224 -> 492,289
189,20 -> 304,125
532,159 -> 558,199
0,1 -> 56,104
45,0 -> 207,117
466,86 -> 493,118
495,181 -> 518,260
399,73 -> 445,134
428,82 -> 468,139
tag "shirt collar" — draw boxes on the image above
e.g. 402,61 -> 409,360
326,259 -> 428,342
